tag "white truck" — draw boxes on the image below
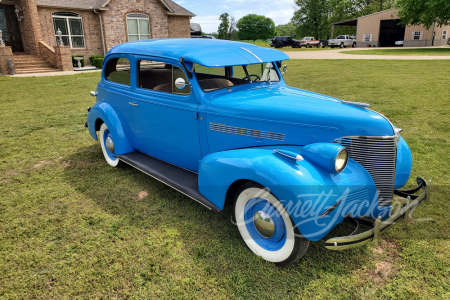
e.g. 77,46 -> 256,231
298,37 -> 322,48
328,35 -> 356,48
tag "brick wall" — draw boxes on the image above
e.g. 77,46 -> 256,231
16,0 -> 42,54
168,16 -> 190,38
38,7 -> 104,65
101,0 -> 170,51
0,46 -> 14,74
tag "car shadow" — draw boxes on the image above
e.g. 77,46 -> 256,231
62,146 -> 380,288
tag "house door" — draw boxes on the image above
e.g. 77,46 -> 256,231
0,4 -> 24,52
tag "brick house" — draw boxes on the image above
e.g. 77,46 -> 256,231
0,0 -> 194,74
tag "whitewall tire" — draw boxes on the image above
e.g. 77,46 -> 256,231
99,123 -> 122,168
234,182 -> 309,266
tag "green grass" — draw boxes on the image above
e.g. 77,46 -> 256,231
1,60 -> 450,299
341,48 -> 450,56
240,39 -> 332,52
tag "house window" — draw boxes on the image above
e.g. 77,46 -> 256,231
442,30 -> 448,40
127,14 -> 150,41
413,31 -> 423,40
52,12 -> 85,48
363,34 -> 372,42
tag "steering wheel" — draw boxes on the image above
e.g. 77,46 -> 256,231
248,74 -> 261,82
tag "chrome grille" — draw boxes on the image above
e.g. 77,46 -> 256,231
209,122 -> 285,141
333,136 -> 397,206
341,189 -> 370,217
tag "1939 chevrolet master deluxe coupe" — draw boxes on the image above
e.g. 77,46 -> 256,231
86,39 -> 430,266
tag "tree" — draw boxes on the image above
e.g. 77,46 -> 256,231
217,13 -> 230,40
236,14 -> 276,41
397,0 -> 450,28
291,0 -> 329,39
228,16 -> 237,40
276,22 -> 297,37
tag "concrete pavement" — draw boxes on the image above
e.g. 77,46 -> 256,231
285,46 -> 450,60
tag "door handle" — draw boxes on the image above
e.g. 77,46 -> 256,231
129,102 -> 139,106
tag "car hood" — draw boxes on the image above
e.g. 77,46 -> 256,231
205,86 -> 394,145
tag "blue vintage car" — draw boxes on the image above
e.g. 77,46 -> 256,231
86,39 -> 430,266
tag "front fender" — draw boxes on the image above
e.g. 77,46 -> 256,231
86,102 -> 133,155
198,147 -> 383,241
395,136 -> 412,189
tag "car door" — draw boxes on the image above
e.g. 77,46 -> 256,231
130,56 -> 201,172
287,37 -> 293,46
101,55 -> 139,149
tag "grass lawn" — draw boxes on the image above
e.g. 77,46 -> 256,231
241,39 -> 332,52
1,60 -> 450,299
341,48 -> 450,56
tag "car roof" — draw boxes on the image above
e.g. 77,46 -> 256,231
107,38 -> 289,67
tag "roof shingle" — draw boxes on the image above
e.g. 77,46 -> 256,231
36,0 -> 195,16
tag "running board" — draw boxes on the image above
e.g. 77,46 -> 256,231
117,152 -> 221,212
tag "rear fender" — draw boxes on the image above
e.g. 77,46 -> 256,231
86,102 -> 133,155
198,147 -> 381,241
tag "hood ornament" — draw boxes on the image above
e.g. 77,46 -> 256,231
341,100 -> 370,108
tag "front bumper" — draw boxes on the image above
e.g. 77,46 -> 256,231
325,177 -> 430,250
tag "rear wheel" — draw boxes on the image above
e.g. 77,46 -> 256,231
99,123 -> 123,168
352,42 -> 356,48
317,42 -> 323,48
306,44 -> 310,48
340,42 -> 345,48
234,182 -> 309,266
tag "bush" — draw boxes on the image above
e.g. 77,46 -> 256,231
71,55 -> 85,68
89,55 -> 104,66
93,58 -> 104,69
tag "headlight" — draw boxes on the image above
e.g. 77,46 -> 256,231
335,148 -> 348,173
301,143 -> 349,174
393,127 -> 403,144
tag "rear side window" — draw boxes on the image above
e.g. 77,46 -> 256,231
105,58 -> 131,86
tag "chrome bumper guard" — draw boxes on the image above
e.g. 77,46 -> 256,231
325,177 -> 430,250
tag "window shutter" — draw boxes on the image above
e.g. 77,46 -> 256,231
419,31 -> 423,40
411,31 -> 415,40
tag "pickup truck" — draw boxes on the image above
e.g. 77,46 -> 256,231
328,35 -> 356,48
297,37 -> 322,48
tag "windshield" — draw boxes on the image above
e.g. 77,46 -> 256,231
194,63 -> 281,92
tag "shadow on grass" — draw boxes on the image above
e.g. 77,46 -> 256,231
62,146 -> 381,293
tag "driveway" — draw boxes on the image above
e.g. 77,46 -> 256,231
285,46 -> 450,60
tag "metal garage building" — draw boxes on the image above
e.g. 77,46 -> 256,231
332,9 -> 450,47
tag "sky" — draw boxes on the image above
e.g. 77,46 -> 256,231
175,0 -> 297,33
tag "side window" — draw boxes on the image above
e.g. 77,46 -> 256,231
138,60 -> 190,95
105,58 -> 131,86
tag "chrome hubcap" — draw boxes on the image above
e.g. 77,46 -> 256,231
105,136 -> 115,153
253,210 -> 275,238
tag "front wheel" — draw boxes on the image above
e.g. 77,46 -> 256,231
99,123 -> 123,168
234,182 -> 310,266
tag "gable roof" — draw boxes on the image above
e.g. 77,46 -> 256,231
36,0 -> 195,16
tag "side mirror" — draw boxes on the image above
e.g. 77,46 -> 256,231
282,65 -> 287,74
174,77 -> 191,90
